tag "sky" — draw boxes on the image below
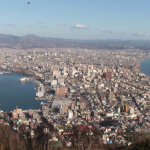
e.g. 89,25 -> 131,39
1,0 -> 150,39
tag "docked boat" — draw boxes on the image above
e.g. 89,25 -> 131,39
19,77 -> 29,82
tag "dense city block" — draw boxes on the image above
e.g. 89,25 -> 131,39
0,47 -> 150,149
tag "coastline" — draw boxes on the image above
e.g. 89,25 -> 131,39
0,72 -> 44,111
0,70 -> 49,101
136,56 -> 150,78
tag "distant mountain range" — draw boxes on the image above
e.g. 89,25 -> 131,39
0,34 -> 150,50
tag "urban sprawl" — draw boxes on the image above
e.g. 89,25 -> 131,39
0,48 -> 150,149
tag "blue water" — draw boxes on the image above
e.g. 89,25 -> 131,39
0,73 -> 44,111
140,58 -> 150,76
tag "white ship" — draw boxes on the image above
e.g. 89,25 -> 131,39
0,72 -> 3,74
19,77 -> 29,82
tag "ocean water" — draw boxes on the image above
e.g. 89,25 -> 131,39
140,58 -> 150,76
0,73 -> 44,111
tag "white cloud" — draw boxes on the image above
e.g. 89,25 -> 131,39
102,30 -> 124,35
132,32 -> 150,36
26,24 -> 34,28
71,23 -> 89,29
58,23 -> 66,26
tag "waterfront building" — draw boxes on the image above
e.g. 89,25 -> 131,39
44,73 -> 53,82
28,109 -> 34,117
12,108 -> 23,119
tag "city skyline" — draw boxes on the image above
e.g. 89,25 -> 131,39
1,0 -> 150,39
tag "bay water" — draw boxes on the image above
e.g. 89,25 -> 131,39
140,58 -> 150,76
0,72 -> 44,111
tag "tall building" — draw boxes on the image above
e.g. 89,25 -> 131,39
129,108 -> 134,114
64,105 -> 68,113
36,87 -> 44,98
93,79 -> 98,86
138,115 -> 143,124
125,105 -> 129,112
75,106 -> 79,110
44,73 -> 53,82
80,102 -> 86,110
12,108 -> 23,119
115,106 -> 121,113
55,85 -> 68,95
63,66 -> 67,76
104,72 -> 112,78
109,92 -> 115,99
53,70 -> 61,78
86,114 -> 91,120
122,105 -> 129,112
51,80 -> 57,86
68,110 -> 73,119
122,105 -> 125,112
12,112 -> 18,119
87,67 -> 90,76
57,78 -> 64,84
28,109 -> 34,117
91,110 -> 98,117
113,87 -> 118,93
60,106 -> 64,115
97,75 -> 101,79
71,103 -> 75,110
103,68 -> 107,73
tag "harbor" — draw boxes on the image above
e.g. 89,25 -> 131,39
0,71 -> 12,74
0,72 -> 45,111
19,77 -> 32,82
